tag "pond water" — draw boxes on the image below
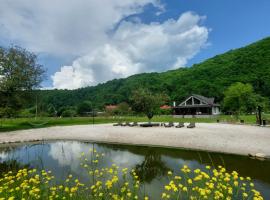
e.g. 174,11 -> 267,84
0,141 -> 270,199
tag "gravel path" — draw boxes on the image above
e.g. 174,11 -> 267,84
0,123 -> 270,157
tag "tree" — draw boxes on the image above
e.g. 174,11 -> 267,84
62,109 -> 76,118
114,102 -> 130,115
0,46 -> 45,117
77,101 -> 93,116
130,89 -> 166,121
135,149 -> 169,183
223,82 -> 268,117
47,104 -> 57,117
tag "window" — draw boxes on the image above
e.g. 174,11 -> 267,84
194,98 -> 200,105
186,98 -> 192,105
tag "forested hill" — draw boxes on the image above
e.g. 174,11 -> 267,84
39,37 -> 270,109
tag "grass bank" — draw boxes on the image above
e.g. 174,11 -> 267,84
0,115 -> 261,132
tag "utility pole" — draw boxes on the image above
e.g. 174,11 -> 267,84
92,109 -> 95,125
258,106 -> 262,126
90,102 -> 94,125
35,94 -> 38,120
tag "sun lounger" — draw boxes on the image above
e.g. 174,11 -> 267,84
121,122 -> 128,126
128,122 -> 138,127
164,122 -> 174,128
113,122 -> 122,126
187,122 -> 195,128
175,122 -> 184,128
140,122 -> 159,127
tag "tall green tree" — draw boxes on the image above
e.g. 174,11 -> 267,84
0,46 -> 45,117
114,102 -> 130,116
77,101 -> 93,116
130,89 -> 166,121
223,82 -> 268,116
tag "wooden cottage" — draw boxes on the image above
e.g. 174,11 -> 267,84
173,94 -> 220,116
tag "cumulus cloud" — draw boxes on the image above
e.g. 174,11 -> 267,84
48,141 -> 144,172
0,0 -> 161,55
0,152 -> 8,161
0,1 -> 209,89
49,141 -> 83,171
52,12 -> 209,89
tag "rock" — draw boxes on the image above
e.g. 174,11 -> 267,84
248,153 -> 267,160
255,153 -> 265,158
255,153 -> 266,160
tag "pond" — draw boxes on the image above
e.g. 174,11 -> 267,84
0,141 -> 270,199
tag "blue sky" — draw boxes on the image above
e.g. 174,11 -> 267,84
141,0 -> 270,64
0,0 -> 270,89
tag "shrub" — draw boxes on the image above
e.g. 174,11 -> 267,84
61,109 -> 76,117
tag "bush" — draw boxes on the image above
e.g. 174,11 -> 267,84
159,108 -> 172,115
61,109 -> 76,117
77,101 -> 93,116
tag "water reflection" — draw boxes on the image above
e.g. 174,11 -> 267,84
0,160 -> 30,175
0,141 -> 270,199
49,141 -> 83,171
135,150 -> 170,183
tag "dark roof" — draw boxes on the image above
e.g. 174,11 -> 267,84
192,94 -> 215,105
176,104 -> 214,108
160,105 -> 172,109
105,105 -> 118,110
175,94 -> 220,108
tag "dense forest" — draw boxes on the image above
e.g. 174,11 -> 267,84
37,37 -> 270,111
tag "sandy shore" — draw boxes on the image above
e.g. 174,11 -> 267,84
0,123 -> 270,157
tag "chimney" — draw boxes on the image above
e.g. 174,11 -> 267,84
173,101 -> 176,107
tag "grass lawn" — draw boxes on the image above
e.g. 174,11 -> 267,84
0,114 -> 263,132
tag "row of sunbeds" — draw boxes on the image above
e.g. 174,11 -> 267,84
113,122 -> 138,127
113,122 -> 196,128
163,122 -> 195,128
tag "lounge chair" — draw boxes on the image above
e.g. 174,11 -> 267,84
113,122 -> 122,126
121,122 -> 128,126
175,122 -> 184,128
140,122 -> 159,127
164,122 -> 174,128
128,122 -> 138,127
187,122 -> 195,128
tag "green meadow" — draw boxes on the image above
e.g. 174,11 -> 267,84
0,114 -> 265,132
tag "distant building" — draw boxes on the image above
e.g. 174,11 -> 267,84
173,94 -> 220,117
105,105 -> 118,111
160,105 -> 172,110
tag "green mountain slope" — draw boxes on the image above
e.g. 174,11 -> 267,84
40,37 -> 270,109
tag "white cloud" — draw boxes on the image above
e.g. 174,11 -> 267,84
0,1 -> 209,89
48,141 -> 144,172
52,12 -> 209,89
0,0 -> 161,55
49,141 -> 83,170
107,151 -> 143,167
0,152 -> 8,160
